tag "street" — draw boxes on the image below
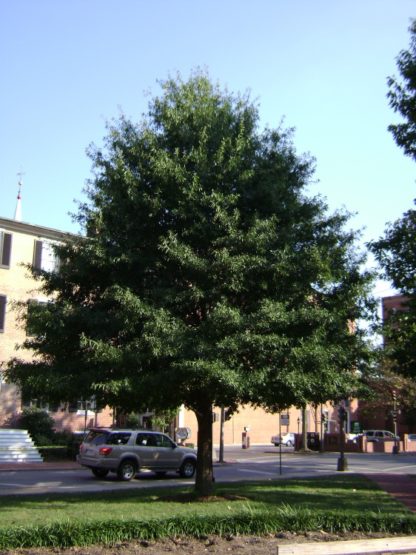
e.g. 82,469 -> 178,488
1,446 -> 416,496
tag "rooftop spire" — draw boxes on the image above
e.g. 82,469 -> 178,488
14,171 -> 24,221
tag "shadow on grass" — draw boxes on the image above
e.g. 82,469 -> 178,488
0,474 -> 406,516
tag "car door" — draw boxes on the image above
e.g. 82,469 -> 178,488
106,432 -> 133,465
152,433 -> 182,470
375,431 -> 384,442
135,433 -> 159,469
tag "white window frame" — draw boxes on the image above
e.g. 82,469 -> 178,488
0,231 -> 12,268
0,295 -> 6,333
33,239 -> 60,272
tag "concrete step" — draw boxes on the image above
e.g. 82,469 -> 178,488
0,429 -> 43,463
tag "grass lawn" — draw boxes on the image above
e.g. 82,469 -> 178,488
0,475 -> 414,548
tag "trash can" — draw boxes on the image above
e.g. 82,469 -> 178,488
242,431 -> 250,449
307,432 -> 320,451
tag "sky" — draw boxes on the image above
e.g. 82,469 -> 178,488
1,0 -> 415,300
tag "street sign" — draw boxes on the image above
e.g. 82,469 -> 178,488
280,414 -> 289,426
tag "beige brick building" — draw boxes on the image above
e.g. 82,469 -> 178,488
0,215 -> 114,431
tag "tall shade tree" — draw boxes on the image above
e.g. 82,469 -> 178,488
388,19 -> 416,161
370,208 -> 416,378
370,20 -> 416,379
7,73 -> 375,495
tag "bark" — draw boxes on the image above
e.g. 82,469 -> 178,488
194,401 -> 214,496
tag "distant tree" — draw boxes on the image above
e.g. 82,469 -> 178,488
388,19 -> 416,160
370,207 -> 416,378
361,362 -> 416,430
6,72 -> 375,495
368,21 -> 416,382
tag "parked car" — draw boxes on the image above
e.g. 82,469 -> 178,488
77,428 -> 197,481
271,432 -> 295,447
363,430 -> 399,442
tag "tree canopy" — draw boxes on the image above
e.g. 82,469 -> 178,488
7,73 -> 375,494
370,207 -> 416,378
388,19 -> 416,160
369,20 -> 416,381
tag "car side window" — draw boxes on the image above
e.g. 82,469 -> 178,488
85,431 -> 110,445
155,434 -> 174,448
375,432 -> 383,438
136,433 -> 157,447
108,432 -> 131,445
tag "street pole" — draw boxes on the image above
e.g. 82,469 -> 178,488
392,390 -> 399,455
320,405 -> 325,453
219,406 -> 225,463
337,404 -> 348,471
279,412 -> 282,475
84,403 -> 88,434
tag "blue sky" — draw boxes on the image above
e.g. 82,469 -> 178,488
1,0 -> 415,298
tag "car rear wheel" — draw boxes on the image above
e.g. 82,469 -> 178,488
180,459 -> 196,478
117,460 -> 137,481
91,468 -> 109,478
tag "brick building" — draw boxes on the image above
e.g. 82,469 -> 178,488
382,294 -> 410,327
0,214 -> 115,431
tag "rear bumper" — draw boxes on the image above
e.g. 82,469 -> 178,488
76,454 -> 116,470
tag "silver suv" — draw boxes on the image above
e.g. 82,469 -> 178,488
364,430 -> 399,442
77,428 -> 197,481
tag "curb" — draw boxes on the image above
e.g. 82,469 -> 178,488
0,461 -> 81,471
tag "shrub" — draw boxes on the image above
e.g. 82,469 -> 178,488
124,413 -> 140,428
16,407 -> 55,445
66,432 -> 86,460
53,430 -> 72,446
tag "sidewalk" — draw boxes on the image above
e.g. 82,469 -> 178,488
366,473 -> 416,512
0,460 -> 81,471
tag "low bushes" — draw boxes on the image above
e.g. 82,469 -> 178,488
0,509 -> 415,549
0,476 -> 415,549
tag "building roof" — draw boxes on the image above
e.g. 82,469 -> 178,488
0,216 -> 75,241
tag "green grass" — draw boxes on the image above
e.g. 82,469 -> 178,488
0,475 -> 414,548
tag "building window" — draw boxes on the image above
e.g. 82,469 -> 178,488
33,240 -> 60,272
21,397 -> 60,413
67,398 -> 100,414
0,232 -> 12,268
0,295 -> 6,332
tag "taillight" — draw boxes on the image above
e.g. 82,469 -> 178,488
99,447 -> 113,456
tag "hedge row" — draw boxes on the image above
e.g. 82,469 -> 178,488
0,509 -> 415,549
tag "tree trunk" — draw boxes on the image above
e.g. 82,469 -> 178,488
301,404 -> 310,451
195,402 -> 214,496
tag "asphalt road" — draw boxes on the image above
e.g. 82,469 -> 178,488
1,446 -> 416,496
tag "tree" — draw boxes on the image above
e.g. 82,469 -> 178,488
368,21 -> 416,388
361,362 -> 416,430
6,72 -> 375,495
370,206 -> 416,378
387,19 -> 416,161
